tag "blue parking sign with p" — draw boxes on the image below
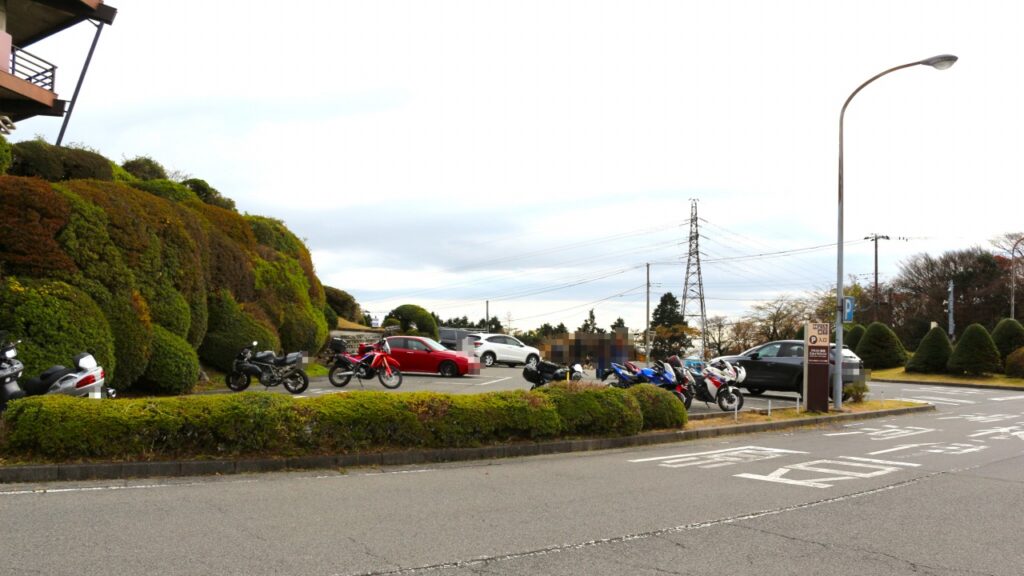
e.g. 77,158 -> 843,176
843,296 -> 855,322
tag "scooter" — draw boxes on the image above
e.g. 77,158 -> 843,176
0,332 -> 112,410
326,335 -> 403,389
668,355 -> 745,412
522,360 -> 584,389
226,341 -> 310,394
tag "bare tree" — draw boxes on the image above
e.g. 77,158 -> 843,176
704,315 -> 732,357
745,296 -> 807,342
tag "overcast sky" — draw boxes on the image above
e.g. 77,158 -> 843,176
15,0 -> 1024,334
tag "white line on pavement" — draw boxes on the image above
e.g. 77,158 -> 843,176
476,377 -> 511,386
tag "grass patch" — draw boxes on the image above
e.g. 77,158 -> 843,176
871,367 -> 1024,389
686,399 -> 921,430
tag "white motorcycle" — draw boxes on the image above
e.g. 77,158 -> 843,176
0,333 -> 112,410
673,357 -> 746,412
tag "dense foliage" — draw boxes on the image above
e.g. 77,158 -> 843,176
0,144 -> 327,393
855,322 -> 908,369
625,384 -> 688,429
905,326 -> 953,374
1004,347 -> 1024,378
0,384 -> 681,460
990,318 -> 1024,365
385,304 -> 439,339
845,324 -> 866,353
946,323 -> 1002,376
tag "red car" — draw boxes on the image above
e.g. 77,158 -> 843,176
385,336 -> 476,377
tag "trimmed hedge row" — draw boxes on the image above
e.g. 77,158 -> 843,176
0,384 -> 686,461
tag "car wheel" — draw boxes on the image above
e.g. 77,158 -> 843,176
745,386 -> 766,396
439,361 -> 459,377
481,352 -> 496,367
525,354 -> 539,367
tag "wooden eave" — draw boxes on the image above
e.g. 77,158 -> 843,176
6,0 -> 117,47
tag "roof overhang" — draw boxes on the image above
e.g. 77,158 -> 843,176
6,0 -> 117,47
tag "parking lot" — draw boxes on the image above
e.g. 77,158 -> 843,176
294,364 -> 804,416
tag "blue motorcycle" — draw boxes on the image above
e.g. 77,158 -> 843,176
601,361 -> 689,407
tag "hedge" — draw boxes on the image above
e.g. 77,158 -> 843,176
8,141 -> 113,181
947,323 -> 1001,376
855,322 -> 908,369
625,384 -> 687,430
199,290 -> 280,372
1005,347 -> 1024,378
137,325 -> 200,395
845,324 -> 866,353
0,385 -> 678,461
991,318 -> 1024,366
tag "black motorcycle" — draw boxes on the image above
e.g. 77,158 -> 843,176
522,360 -> 584,390
226,341 -> 309,394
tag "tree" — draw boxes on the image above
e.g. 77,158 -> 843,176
121,155 -> 167,180
745,296 -> 806,342
947,323 -> 1001,375
385,304 -> 438,339
729,319 -> 759,353
477,316 -> 503,333
703,315 -> 732,358
651,293 -> 684,327
990,318 -> 1024,364
577,309 -> 605,334
182,178 -> 235,211
610,317 -> 626,331
324,286 -> 362,323
906,326 -> 953,373
845,324 -> 866,352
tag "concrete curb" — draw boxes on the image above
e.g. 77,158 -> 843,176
0,404 -> 935,484
872,378 -> 1024,392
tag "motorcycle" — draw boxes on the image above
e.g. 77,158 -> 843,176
600,361 -> 645,388
226,341 -> 309,394
325,335 -> 403,389
0,332 -> 112,410
522,360 -> 584,389
668,355 -> 745,412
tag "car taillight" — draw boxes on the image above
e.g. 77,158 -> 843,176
76,374 -> 97,388
473,342 -> 482,347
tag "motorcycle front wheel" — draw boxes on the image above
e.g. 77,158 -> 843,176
717,389 -> 744,412
226,372 -> 251,392
328,365 -> 352,388
681,389 -> 693,410
378,367 -> 403,389
283,369 -> 310,394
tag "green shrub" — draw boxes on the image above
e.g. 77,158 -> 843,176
845,324 -> 866,352
60,146 -> 114,180
323,303 -> 338,331
110,161 -> 137,182
1004,347 -> 1024,378
0,134 -> 12,174
121,156 -> 167,180
625,384 -> 687,429
199,290 -> 280,372
130,179 -> 199,203
0,277 -> 115,380
537,382 -> 643,436
843,381 -> 869,403
906,326 -> 953,373
144,282 -> 191,339
991,318 -> 1024,366
855,322 -> 908,369
324,286 -> 362,322
9,140 -> 63,180
947,323 -> 1002,376
0,176 -> 77,277
182,178 -> 236,211
137,325 -> 199,395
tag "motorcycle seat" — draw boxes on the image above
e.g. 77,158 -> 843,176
22,366 -> 74,396
274,352 -> 302,366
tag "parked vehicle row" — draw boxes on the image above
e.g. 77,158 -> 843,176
713,339 -> 863,397
0,331 -> 112,411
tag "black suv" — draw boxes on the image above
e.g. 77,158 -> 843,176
714,340 -> 864,395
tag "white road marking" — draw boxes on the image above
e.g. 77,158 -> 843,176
992,395 -> 1024,402
894,397 -> 966,406
840,456 -> 921,467
868,443 -> 938,455
476,377 -> 511,386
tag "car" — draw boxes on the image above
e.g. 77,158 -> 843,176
467,333 -> 541,368
438,327 -> 476,351
384,336 -> 475,377
713,339 -> 864,396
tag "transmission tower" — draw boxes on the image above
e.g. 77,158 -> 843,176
680,199 -> 708,358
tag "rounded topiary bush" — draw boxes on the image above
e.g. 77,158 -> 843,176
121,155 -> 167,181
199,291 -> 280,372
9,140 -> 64,180
947,323 -> 1002,376
1004,347 -> 1024,378
906,326 -> 953,373
625,384 -> 687,430
537,382 -> 643,436
137,325 -> 199,395
845,324 -> 867,353
855,322 -> 908,369
60,147 -> 114,180
385,304 -> 439,340
991,318 -> 1024,366
0,276 -> 116,381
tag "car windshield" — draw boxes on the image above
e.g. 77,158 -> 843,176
417,337 -> 448,351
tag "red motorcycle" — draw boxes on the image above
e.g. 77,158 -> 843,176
325,335 -> 403,389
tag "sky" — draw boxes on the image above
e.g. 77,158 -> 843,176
14,0 -> 1024,335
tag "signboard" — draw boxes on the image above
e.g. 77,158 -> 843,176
803,322 -> 830,412
843,296 -> 855,323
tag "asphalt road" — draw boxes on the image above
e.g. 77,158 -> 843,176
3,382 -> 1023,575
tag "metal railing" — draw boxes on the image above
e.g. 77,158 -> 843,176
9,45 -> 56,91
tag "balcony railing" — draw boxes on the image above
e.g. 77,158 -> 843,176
9,45 -> 56,92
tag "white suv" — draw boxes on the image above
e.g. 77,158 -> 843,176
469,333 -> 541,368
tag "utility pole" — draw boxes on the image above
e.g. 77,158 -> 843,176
485,300 -> 489,331
864,234 -> 890,322
947,280 -> 955,339
645,263 -> 651,360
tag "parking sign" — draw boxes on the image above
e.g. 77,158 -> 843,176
843,296 -> 855,322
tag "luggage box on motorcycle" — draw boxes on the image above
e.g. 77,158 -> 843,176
536,360 -> 561,378
328,336 -> 347,353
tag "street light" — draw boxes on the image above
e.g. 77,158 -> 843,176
835,54 -> 957,410
1011,236 -> 1024,319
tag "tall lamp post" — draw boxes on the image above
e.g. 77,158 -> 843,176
836,54 -> 957,410
1011,236 -> 1024,320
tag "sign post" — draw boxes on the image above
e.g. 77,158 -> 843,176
803,322 -> 831,412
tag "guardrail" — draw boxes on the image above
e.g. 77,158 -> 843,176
9,45 -> 56,91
